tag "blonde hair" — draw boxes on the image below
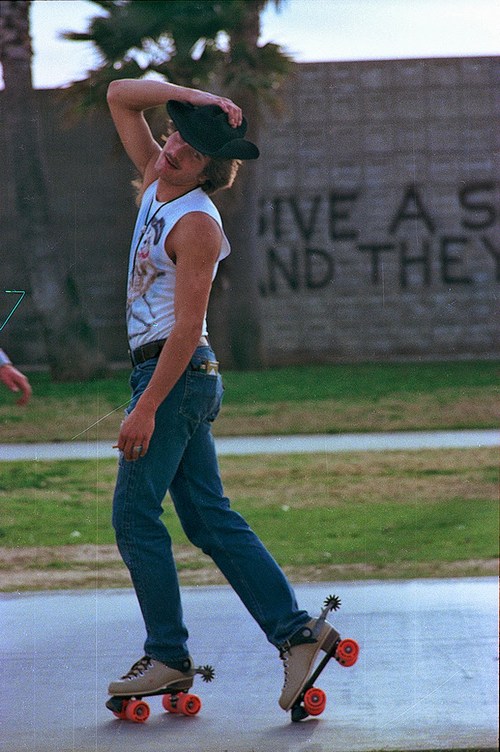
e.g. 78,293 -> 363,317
201,157 -> 242,195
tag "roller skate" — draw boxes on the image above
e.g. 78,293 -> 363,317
105,655 -> 215,723
279,595 -> 359,722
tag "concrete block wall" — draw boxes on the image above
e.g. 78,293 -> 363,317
0,89 -> 135,365
256,57 -> 499,363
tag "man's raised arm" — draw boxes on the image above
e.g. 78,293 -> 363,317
107,79 -> 242,176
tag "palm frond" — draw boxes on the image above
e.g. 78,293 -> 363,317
62,0 -> 294,119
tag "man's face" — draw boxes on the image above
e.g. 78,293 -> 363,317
154,131 -> 210,188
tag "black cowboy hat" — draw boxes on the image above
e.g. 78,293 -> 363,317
166,101 -> 259,160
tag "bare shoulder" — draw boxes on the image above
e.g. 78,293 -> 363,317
166,212 -> 222,264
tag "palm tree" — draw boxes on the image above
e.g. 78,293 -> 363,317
64,0 -> 291,368
0,0 -> 106,380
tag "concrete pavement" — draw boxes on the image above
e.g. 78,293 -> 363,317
1,578 -> 498,752
0,428 -> 498,460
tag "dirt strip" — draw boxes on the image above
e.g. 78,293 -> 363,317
0,544 -> 497,592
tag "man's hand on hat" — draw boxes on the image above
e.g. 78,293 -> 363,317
187,91 -> 242,128
167,97 -> 259,159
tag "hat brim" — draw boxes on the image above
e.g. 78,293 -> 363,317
167,100 -> 260,160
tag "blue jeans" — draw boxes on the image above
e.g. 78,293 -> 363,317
112,345 -> 309,666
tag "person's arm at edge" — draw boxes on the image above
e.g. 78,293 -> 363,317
0,349 -> 32,405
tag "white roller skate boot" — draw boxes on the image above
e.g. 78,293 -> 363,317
279,618 -> 340,711
108,655 -> 195,696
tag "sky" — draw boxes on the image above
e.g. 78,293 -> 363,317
25,0 -> 500,89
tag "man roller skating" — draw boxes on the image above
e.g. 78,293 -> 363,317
105,75 -> 358,722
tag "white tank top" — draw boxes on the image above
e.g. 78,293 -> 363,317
126,181 -> 230,349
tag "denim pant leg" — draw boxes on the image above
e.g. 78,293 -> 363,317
112,359 -> 194,665
113,346 -> 310,664
169,419 -> 310,648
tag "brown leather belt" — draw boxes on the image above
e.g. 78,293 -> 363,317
129,337 -> 209,366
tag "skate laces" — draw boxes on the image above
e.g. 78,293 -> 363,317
279,636 -> 308,688
121,655 -> 152,680
279,644 -> 292,687
278,624 -> 317,689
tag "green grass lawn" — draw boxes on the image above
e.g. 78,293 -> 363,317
0,359 -> 498,441
1,360 -> 497,590
1,448 -> 497,584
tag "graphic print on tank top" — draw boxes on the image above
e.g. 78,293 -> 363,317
127,213 -> 166,339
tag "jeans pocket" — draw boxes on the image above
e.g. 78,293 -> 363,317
179,370 -> 222,424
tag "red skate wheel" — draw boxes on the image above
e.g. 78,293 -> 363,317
336,638 -> 359,667
125,699 -> 150,723
177,693 -> 202,716
303,687 -> 327,716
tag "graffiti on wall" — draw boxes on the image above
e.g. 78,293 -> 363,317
259,181 -> 499,294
